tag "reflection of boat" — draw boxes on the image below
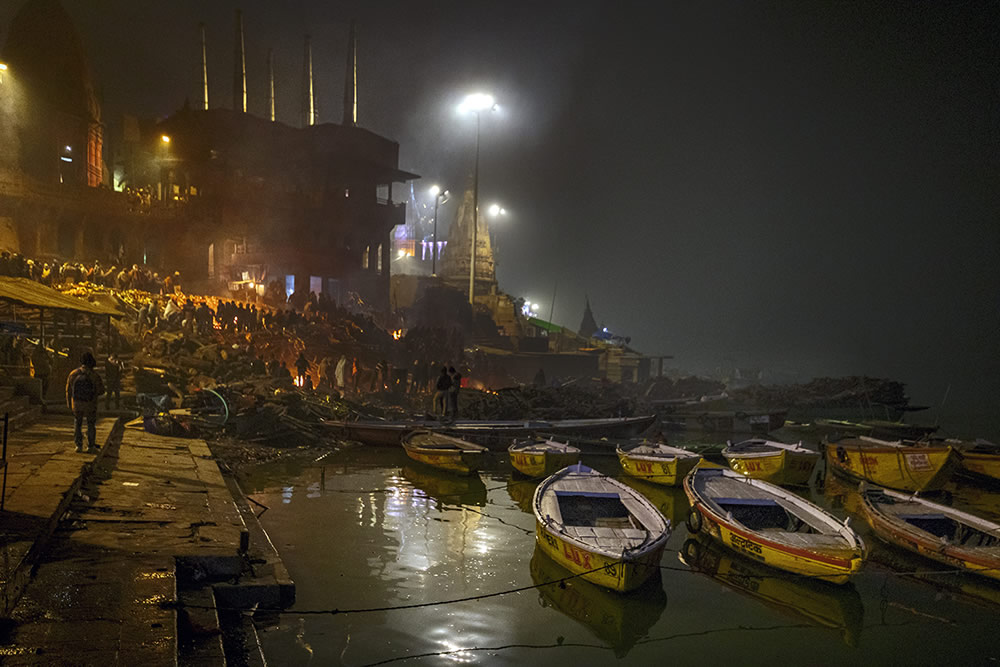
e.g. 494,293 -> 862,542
401,465 -> 487,506
619,477 -> 690,526
529,545 -> 667,657
679,537 -> 864,646
657,409 -> 787,434
506,477 -> 540,514
534,464 -> 670,592
400,430 -> 488,475
616,441 -> 701,486
323,415 -> 658,450
684,468 -> 865,584
509,438 -> 581,478
722,439 -> 819,486
862,486 -> 1000,581
825,437 -> 954,492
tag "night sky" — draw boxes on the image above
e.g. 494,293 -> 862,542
2,1 -> 998,431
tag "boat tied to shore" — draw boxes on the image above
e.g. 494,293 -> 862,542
533,463 -> 670,592
324,415 -> 658,450
955,440 -> 1000,484
400,429 -> 488,475
683,467 -> 866,584
509,437 -> 581,478
722,438 -> 819,486
616,441 -> 702,486
824,436 -> 954,492
861,485 -> 1000,581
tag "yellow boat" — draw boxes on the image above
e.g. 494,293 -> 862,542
509,437 -> 581,478
401,465 -> 487,506
400,429 -> 488,475
722,438 -> 819,486
529,545 -> 666,657
862,486 -> 1000,582
683,467 -> 866,585
825,436 -> 954,492
534,463 -> 670,592
679,536 -> 864,646
616,441 -> 701,486
957,441 -> 1000,484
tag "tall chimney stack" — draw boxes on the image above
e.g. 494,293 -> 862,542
267,49 -> 276,121
342,20 -> 357,126
233,9 -> 247,113
200,23 -> 209,110
303,35 -> 316,126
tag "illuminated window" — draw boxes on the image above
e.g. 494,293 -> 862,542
376,244 -> 383,273
362,245 -> 369,269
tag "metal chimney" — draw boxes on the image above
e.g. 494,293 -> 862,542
343,20 -> 357,126
233,9 -> 247,113
303,35 -> 316,126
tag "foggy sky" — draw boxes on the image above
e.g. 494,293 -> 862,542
2,1 -> 998,431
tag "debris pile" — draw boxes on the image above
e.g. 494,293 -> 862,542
730,376 -> 910,410
460,383 -> 636,420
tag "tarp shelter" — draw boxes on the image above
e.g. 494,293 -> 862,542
0,277 -> 124,361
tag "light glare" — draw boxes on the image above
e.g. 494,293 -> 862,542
161,135 -> 171,144
429,184 -> 440,196
458,92 -> 495,114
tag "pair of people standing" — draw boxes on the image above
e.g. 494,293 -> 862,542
432,366 -> 462,419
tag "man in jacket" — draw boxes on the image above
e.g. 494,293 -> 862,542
66,352 -> 105,453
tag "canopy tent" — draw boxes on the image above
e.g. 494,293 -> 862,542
0,277 -> 122,318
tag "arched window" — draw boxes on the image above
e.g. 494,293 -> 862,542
376,244 -> 383,274
362,245 -> 369,269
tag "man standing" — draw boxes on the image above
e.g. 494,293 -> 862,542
30,343 -> 51,402
66,352 -> 105,453
447,367 -> 462,419
433,366 -> 451,417
104,354 -> 123,410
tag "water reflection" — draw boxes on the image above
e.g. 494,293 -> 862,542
679,536 -> 864,646
506,477 -> 540,514
619,477 -> 690,527
401,465 -> 488,507
529,545 -> 667,657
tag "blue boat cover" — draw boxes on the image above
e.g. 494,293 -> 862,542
554,490 -> 620,499
714,497 -> 780,507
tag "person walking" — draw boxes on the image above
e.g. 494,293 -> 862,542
433,366 -> 451,417
66,352 -> 105,453
294,352 -> 309,386
104,353 -> 123,410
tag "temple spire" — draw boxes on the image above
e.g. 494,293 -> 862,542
578,296 -> 598,338
342,20 -> 357,126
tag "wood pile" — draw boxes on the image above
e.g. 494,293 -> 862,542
460,384 -> 636,420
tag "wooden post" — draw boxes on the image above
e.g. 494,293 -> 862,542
39,308 -> 45,349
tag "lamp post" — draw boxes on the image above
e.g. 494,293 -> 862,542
458,93 -> 497,305
429,185 -> 449,276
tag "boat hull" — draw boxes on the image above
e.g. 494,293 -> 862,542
825,443 -> 954,492
723,449 -> 819,486
618,451 -> 701,486
534,522 -> 664,592
959,451 -> 1000,483
403,446 -> 482,474
862,492 -> 1000,582
510,450 -> 580,478
683,473 -> 863,585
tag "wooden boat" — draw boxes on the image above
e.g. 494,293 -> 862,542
533,463 -> 670,592
616,441 -> 701,486
323,415 -> 657,450
683,467 -> 865,584
680,536 -> 864,646
722,438 -> 819,486
814,418 -> 938,440
509,437 -> 581,478
957,440 -> 1000,484
861,486 -> 1000,582
400,430 -> 488,475
529,545 -> 666,657
824,436 -> 954,492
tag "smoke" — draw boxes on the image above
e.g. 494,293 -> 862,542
0,75 -> 22,169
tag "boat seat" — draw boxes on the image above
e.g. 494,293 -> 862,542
898,514 -> 957,541
714,497 -> 789,531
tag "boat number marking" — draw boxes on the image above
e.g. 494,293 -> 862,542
603,562 -> 617,577
542,532 -> 558,548
904,452 -> 932,471
730,534 -> 764,560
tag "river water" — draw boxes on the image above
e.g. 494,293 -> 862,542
240,439 -> 1000,666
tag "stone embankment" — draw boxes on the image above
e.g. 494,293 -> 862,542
0,414 -> 293,665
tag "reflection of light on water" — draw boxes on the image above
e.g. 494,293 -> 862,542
437,639 -> 474,664
282,486 -> 293,504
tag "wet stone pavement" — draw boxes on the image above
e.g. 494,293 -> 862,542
0,416 -> 249,665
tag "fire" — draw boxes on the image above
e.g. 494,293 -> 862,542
392,329 -> 402,340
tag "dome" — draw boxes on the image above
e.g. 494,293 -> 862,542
2,0 -> 101,123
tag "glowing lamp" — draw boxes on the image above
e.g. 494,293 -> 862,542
161,135 -> 171,144
0,63 -> 7,71
458,93 -> 496,114
429,184 -> 441,196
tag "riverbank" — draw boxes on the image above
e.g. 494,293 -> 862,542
0,414 -> 294,665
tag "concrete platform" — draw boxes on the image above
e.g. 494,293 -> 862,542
0,420 -> 291,665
